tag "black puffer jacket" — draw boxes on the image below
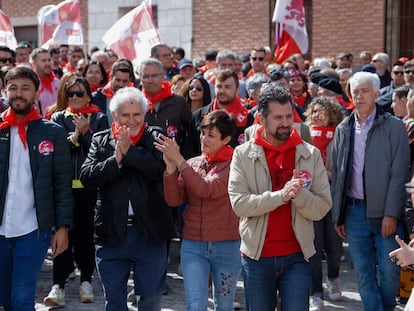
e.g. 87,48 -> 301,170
79,127 -> 176,246
51,110 -> 108,183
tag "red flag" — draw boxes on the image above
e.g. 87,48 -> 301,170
102,0 -> 162,64
273,0 -> 308,64
0,10 -> 17,50
38,0 -> 84,48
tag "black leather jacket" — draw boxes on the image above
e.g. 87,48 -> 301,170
79,127 -> 176,246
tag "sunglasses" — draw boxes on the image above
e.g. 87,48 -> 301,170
372,59 -> 382,63
0,57 -> 14,63
392,71 -> 404,75
404,70 -> 414,75
66,90 -> 85,98
251,57 -> 264,62
189,85 -> 203,91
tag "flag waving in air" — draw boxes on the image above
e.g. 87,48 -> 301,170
38,0 -> 84,49
0,10 -> 17,50
102,0 -> 162,65
273,0 -> 308,64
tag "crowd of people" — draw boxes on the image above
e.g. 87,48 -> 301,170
0,40 -> 414,311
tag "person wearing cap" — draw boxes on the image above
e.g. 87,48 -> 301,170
178,59 -> 197,81
150,44 -> 179,81
371,52 -> 392,88
331,71 -> 410,311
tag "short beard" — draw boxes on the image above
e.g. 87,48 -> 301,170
10,98 -> 32,115
270,126 -> 291,141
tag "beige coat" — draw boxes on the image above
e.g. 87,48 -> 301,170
228,139 -> 332,260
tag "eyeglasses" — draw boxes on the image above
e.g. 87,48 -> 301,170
189,85 -> 203,91
141,73 -> 162,81
251,57 -> 264,62
392,71 -> 404,75
66,90 -> 85,98
372,59 -> 383,63
0,57 -> 14,64
404,70 -> 414,75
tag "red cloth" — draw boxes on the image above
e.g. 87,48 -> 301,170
211,97 -> 249,127
100,82 -> 114,99
143,81 -> 173,113
246,68 -> 269,78
39,72 -> 56,93
89,84 -> 103,93
64,63 -> 77,73
291,91 -> 308,108
202,145 -> 233,164
254,126 -> 302,257
0,107 -> 42,149
67,104 -> 100,115
310,125 -> 335,164
335,95 -> 355,111
112,122 -> 146,146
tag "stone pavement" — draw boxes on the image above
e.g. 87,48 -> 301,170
6,239 -> 408,311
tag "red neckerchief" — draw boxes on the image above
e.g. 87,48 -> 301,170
65,63 -> 77,73
310,125 -> 335,164
101,82 -> 114,99
112,122 -> 146,146
291,91 -> 308,108
143,81 -> 173,113
0,107 -> 42,149
335,95 -> 355,111
39,72 -> 56,93
202,145 -> 233,164
90,84 -> 103,93
254,126 -> 302,168
66,104 -> 100,115
211,97 -> 249,127
247,68 -> 269,78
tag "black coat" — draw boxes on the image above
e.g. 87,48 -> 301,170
79,127 -> 176,246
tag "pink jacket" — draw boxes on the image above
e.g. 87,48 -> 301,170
164,156 -> 240,242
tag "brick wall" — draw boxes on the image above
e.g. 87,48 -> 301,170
311,0 -> 385,69
1,0 -> 89,49
192,0 -> 271,59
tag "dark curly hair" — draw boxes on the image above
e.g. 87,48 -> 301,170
258,84 -> 292,118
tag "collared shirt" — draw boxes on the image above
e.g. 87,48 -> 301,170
347,108 -> 376,199
0,126 -> 38,237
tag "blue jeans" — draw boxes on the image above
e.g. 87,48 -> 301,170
181,239 -> 241,311
344,203 -> 402,311
242,252 -> 311,311
95,224 -> 166,311
0,230 -> 51,311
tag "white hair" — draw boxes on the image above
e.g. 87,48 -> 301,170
109,87 -> 148,115
349,72 -> 380,94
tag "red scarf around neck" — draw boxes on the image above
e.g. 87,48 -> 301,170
39,72 -> 56,93
112,122 -> 146,146
291,91 -> 308,108
0,107 -> 42,149
254,126 -> 302,168
66,104 -> 100,115
203,145 -> 233,164
310,125 -> 335,164
211,97 -> 249,127
143,81 -> 173,113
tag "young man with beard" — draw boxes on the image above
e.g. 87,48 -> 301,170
0,67 -> 73,311
228,85 -> 331,311
30,48 -> 60,117
187,69 -> 254,157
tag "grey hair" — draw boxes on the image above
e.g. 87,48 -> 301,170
373,52 -> 390,68
216,50 -> 236,63
349,71 -> 380,94
336,68 -> 353,76
138,58 -> 163,76
312,57 -> 332,69
109,87 -> 148,116
246,73 -> 270,97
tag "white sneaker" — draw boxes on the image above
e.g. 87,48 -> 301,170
327,278 -> 342,301
43,284 -> 65,307
309,296 -> 323,311
79,281 -> 94,303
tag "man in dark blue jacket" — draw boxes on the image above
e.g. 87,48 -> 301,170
0,67 -> 73,311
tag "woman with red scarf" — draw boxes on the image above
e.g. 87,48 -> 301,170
83,61 -> 108,93
43,77 -> 108,307
79,87 -> 176,310
154,110 -> 241,311
304,96 -> 344,310
289,69 -> 312,112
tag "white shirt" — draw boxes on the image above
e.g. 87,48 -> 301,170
0,126 -> 38,237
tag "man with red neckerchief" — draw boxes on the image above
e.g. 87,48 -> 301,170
247,46 -> 269,78
0,67 -> 73,311
139,58 -> 192,155
228,84 -> 331,311
30,48 -> 60,117
187,69 -> 254,158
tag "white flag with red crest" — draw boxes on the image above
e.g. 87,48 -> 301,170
0,10 -> 17,50
102,0 -> 162,64
38,0 -> 84,49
